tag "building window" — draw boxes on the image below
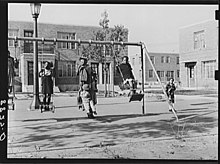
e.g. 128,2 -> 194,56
58,61 -> 76,77
8,29 -> 18,47
150,56 -> 155,64
27,61 -> 33,85
72,63 -> 76,76
102,63 -> 110,84
67,64 -> 72,77
177,57 -> 180,64
24,30 -> 33,53
57,32 -> 76,49
166,56 -> 170,63
161,56 -> 165,63
194,30 -> 205,50
202,60 -> 216,79
161,71 -> 164,77
157,71 -> 165,79
177,70 -> 180,78
149,70 -> 153,78
91,63 -> 99,83
157,71 -> 160,78
58,64 -> 63,77
167,71 -> 174,79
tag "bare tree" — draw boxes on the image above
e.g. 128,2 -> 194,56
81,11 -> 128,96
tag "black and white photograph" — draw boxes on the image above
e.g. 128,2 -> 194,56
1,1 -> 218,161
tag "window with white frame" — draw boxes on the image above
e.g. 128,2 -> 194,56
202,60 -> 216,79
157,71 -> 160,79
58,64 -> 63,77
194,30 -> 205,50
58,61 -> 76,77
157,71 -> 164,79
166,56 -> 170,63
177,57 -> 180,64
167,71 -> 174,78
57,32 -> 76,49
149,69 -> 153,78
161,56 -> 165,63
161,71 -> 164,77
8,29 -> 18,47
177,70 -> 180,78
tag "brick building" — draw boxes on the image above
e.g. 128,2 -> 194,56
130,52 -> 180,85
179,20 -> 218,89
8,21 -> 127,92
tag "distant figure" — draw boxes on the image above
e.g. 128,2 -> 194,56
8,50 -> 18,93
166,78 -> 176,112
77,56 -> 97,118
117,56 -> 135,91
39,61 -> 54,110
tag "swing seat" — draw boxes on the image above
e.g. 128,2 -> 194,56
129,92 -> 144,102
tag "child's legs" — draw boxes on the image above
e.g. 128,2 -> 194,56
43,94 -> 47,105
47,94 -> 51,105
90,100 -> 96,112
83,102 -> 91,113
128,79 -> 134,89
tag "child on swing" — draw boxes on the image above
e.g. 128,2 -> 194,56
39,61 -> 54,111
117,56 -> 136,92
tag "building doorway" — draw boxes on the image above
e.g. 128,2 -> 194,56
185,62 -> 196,88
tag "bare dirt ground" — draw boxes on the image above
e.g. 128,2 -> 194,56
7,92 -> 218,160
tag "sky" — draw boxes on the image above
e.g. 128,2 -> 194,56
8,4 -> 218,55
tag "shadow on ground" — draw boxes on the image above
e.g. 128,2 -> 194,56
11,105 -> 217,152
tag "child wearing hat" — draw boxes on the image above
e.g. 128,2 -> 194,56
80,84 -> 97,118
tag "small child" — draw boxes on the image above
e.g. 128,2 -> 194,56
166,78 -> 176,112
80,84 -> 97,117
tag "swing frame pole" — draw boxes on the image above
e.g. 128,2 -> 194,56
8,37 -> 142,47
140,43 -> 145,114
142,43 -> 179,122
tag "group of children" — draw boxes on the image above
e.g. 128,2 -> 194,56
8,48 -> 176,117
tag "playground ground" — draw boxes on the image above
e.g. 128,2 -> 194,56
7,90 -> 218,160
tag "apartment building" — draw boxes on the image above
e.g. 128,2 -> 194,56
8,21 -> 128,92
179,20 -> 218,89
130,52 -> 180,85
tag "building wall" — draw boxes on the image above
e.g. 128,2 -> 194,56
179,20 -> 218,89
130,52 -> 180,85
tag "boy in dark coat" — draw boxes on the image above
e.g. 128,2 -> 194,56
77,57 -> 97,118
117,56 -> 135,90
165,78 -> 176,112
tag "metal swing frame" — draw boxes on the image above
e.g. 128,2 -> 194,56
8,36 -> 179,121
39,39 -> 55,113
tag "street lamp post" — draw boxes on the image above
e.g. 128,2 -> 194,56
28,3 -> 41,110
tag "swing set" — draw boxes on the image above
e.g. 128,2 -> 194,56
8,36 -> 179,122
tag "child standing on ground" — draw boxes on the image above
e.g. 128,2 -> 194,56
80,84 -> 97,118
166,78 -> 176,112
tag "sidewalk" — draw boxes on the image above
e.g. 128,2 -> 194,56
7,94 -> 218,159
